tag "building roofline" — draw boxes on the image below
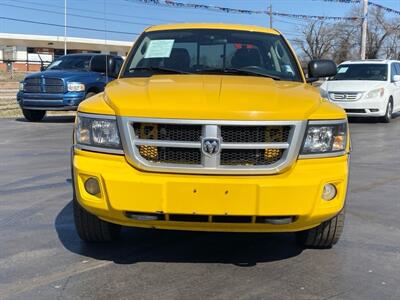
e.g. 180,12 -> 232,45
0,32 -> 133,47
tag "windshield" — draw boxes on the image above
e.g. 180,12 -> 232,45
331,64 -> 388,81
46,55 -> 92,71
123,29 -> 302,82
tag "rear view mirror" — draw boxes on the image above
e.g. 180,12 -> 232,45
90,55 -> 118,77
307,60 -> 337,83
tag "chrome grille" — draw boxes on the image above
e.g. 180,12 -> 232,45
329,92 -> 361,101
120,117 -> 306,175
137,146 -> 201,165
133,123 -> 202,141
221,149 -> 284,166
221,126 -> 291,143
23,77 -> 64,94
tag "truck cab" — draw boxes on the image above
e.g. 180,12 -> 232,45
17,53 -> 123,121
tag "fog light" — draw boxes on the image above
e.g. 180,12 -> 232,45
322,183 -> 337,201
84,177 -> 100,195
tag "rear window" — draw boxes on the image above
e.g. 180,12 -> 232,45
46,55 -> 92,71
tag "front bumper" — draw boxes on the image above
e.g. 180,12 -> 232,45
72,148 -> 349,233
17,91 -> 85,111
332,97 -> 387,117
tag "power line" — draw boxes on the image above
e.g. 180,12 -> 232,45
126,0 -> 360,20
0,16 -> 140,36
311,0 -> 400,15
273,17 -> 309,26
0,2 -> 154,26
8,0 -> 182,23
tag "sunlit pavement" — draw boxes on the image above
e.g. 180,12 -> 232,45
0,115 -> 399,300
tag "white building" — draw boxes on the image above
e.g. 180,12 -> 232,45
0,32 -> 133,72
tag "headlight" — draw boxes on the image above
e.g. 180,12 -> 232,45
319,88 -> 328,99
301,120 -> 347,156
68,82 -> 85,92
75,114 -> 122,152
365,88 -> 384,99
19,82 -> 24,91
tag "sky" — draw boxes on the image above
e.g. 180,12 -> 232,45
0,0 -> 399,45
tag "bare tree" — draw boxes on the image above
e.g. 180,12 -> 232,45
365,7 -> 399,59
294,7 -> 400,63
330,20 -> 359,63
293,20 -> 336,61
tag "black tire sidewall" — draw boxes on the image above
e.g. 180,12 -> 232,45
22,109 -> 46,122
381,100 -> 393,123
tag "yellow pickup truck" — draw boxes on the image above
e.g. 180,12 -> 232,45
72,24 -> 350,248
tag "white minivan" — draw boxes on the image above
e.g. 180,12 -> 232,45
320,60 -> 400,122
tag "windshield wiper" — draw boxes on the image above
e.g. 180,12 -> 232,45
195,67 -> 281,80
129,66 -> 190,74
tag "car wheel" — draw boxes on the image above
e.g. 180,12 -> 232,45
22,109 -> 46,122
296,209 -> 345,249
381,100 -> 393,123
73,197 -> 121,242
85,92 -> 96,99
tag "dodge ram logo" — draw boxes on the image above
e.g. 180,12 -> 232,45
202,138 -> 220,156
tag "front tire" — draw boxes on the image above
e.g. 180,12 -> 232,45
22,109 -> 46,122
381,100 -> 393,123
73,198 -> 121,242
296,210 -> 345,249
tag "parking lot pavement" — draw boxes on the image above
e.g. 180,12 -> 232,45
0,115 -> 399,300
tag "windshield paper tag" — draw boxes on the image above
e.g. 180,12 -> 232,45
337,67 -> 348,74
144,40 -> 175,58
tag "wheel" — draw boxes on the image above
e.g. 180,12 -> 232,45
296,210 -> 345,249
73,197 -> 121,242
22,109 -> 46,122
85,92 -> 96,99
381,100 -> 393,123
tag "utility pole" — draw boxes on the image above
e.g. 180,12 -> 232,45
64,0 -> 67,55
268,1 -> 273,28
360,0 -> 368,60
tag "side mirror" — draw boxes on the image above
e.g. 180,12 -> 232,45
40,65 -> 47,72
307,59 -> 337,83
90,55 -> 117,77
393,75 -> 400,83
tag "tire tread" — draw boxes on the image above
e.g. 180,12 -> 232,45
296,210 -> 345,249
73,198 -> 121,242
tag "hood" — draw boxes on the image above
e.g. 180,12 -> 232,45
104,75 -> 323,121
25,70 -> 97,81
321,80 -> 385,93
